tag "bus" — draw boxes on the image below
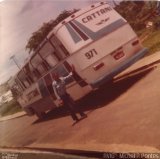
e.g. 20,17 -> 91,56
9,2 -> 148,119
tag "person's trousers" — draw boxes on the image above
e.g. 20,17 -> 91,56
60,93 -> 85,121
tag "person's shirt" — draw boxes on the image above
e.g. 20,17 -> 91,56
52,72 -> 73,99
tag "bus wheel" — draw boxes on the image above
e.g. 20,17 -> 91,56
35,112 -> 46,119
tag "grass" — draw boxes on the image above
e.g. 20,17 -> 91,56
142,29 -> 160,56
0,99 -> 22,117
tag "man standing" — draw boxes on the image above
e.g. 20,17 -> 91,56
52,69 -> 87,122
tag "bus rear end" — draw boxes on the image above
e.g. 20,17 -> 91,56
54,2 -> 148,88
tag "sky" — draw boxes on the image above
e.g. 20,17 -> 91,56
0,0 -> 101,84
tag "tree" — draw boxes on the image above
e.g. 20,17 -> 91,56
26,9 -> 79,54
115,1 -> 159,31
26,22 -> 53,53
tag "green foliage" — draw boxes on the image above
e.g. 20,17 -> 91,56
152,16 -> 160,30
115,1 -> 158,32
26,9 -> 79,53
143,30 -> 160,55
25,2 -> 160,55
115,1 -> 160,55
0,82 -> 9,96
56,9 -> 77,23
0,99 -> 22,117
26,22 -> 53,53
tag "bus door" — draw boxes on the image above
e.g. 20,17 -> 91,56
43,73 -> 57,100
36,78 -> 56,111
43,62 -> 91,101
62,61 -> 92,100
43,64 -> 75,105
63,61 -> 88,87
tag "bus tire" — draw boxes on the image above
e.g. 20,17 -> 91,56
35,111 -> 46,119
24,107 -> 34,116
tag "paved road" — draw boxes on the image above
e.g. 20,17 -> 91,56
0,52 -> 160,153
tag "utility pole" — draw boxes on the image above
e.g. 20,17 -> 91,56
113,0 -> 117,7
10,55 -> 21,70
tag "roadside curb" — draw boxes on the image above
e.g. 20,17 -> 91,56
0,147 -> 91,159
117,51 -> 160,77
0,111 -> 26,122
0,144 -> 159,159
28,143 -> 160,154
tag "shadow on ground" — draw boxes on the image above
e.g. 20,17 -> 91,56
32,66 -> 154,125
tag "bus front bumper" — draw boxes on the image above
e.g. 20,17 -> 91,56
90,48 -> 148,88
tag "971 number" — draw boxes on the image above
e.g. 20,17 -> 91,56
85,49 -> 98,59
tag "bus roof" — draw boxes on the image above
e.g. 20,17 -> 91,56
48,1 -> 109,37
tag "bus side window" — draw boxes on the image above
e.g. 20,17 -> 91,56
31,54 -> 48,77
39,41 -> 59,68
37,63 -> 47,75
23,78 -> 31,88
50,35 -> 69,60
59,44 -> 70,57
15,78 -> 24,92
11,79 -> 23,97
17,71 -> 31,89
43,73 -> 57,100
33,69 -> 41,79
28,61 -> 41,81
45,53 -> 58,68
23,66 -> 34,84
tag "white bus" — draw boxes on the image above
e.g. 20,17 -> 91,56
9,2 -> 148,118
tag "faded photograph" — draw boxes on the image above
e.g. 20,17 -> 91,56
0,0 -> 160,158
